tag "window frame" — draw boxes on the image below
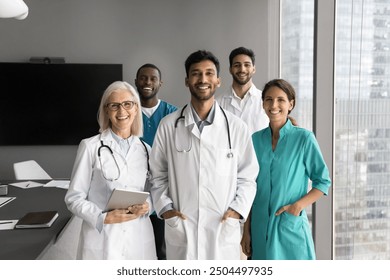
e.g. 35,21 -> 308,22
269,0 -> 335,260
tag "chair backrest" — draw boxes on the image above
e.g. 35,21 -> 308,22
13,160 -> 52,180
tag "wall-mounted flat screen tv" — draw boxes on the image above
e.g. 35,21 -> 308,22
0,62 -> 123,145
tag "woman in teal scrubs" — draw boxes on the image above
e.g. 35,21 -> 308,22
241,79 -> 331,260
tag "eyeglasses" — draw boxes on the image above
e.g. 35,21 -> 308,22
106,101 -> 137,111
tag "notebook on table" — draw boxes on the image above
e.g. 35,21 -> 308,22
15,210 -> 59,229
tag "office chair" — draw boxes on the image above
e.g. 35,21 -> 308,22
13,160 -> 52,180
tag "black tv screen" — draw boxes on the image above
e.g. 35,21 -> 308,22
0,62 -> 123,145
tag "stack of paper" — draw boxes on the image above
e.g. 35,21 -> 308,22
0,197 -> 16,208
8,180 -> 70,189
0,220 -> 18,230
43,180 -> 70,189
8,181 -> 43,189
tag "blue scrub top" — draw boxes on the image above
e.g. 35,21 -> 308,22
141,100 -> 177,146
141,100 -> 177,217
251,119 -> 331,260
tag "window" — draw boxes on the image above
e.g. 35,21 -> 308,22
281,0 -> 314,131
334,0 -> 390,259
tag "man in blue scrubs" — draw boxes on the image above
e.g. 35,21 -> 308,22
135,63 -> 177,259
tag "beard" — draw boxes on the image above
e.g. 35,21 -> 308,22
232,73 -> 252,86
189,88 -> 215,101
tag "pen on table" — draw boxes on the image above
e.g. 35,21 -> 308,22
0,221 -> 13,225
26,183 -> 30,188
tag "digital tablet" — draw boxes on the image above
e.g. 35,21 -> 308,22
104,188 -> 149,212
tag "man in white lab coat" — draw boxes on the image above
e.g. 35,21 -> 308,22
150,50 -> 259,260
216,46 -> 268,134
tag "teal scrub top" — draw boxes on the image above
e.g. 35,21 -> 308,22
141,100 -> 177,216
141,100 -> 177,146
251,119 -> 331,260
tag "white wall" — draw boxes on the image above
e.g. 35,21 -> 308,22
0,0 -> 269,179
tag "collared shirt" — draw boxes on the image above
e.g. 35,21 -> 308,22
232,87 -> 252,111
190,102 -> 216,133
216,84 -> 269,134
110,129 -> 134,156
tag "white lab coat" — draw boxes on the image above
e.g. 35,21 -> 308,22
150,102 -> 258,260
65,129 -> 156,260
216,84 -> 269,134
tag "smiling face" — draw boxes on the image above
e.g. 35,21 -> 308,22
229,54 -> 256,86
185,59 -> 221,102
262,86 -> 294,126
105,89 -> 138,138
135,67 -> 162,106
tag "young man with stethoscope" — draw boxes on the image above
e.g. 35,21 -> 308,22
149,50 -> 259,260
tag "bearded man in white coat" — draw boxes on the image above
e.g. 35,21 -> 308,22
216,46 -> 268,134
150,50 -> 259,260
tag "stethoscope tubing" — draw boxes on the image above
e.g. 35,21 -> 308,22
98,140 -> 121,181
98,138 -> 150,182
174,104 -> 233,158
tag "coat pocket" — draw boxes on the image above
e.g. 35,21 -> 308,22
164,216 -> 187,246
219,217 -> 241,246
277,212 -> 311,259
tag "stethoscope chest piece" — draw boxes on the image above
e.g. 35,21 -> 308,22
227,152 -> 234,158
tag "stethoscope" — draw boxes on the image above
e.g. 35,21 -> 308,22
98,138 -> 150,181
174,104 -> 234,158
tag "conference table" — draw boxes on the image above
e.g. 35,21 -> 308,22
0,182 -> 72,260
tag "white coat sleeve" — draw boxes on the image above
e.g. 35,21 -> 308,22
144,179 -> 155,216
142,143 -> 155,216
64,139 -> 105,232
149,122 -> 174,218
228,126 -> 259,222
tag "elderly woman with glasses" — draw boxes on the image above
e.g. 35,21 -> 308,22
65,81 -> 156,260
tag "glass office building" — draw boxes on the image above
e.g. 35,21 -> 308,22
281,0 -> 390,259
334,0 -> 390,259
